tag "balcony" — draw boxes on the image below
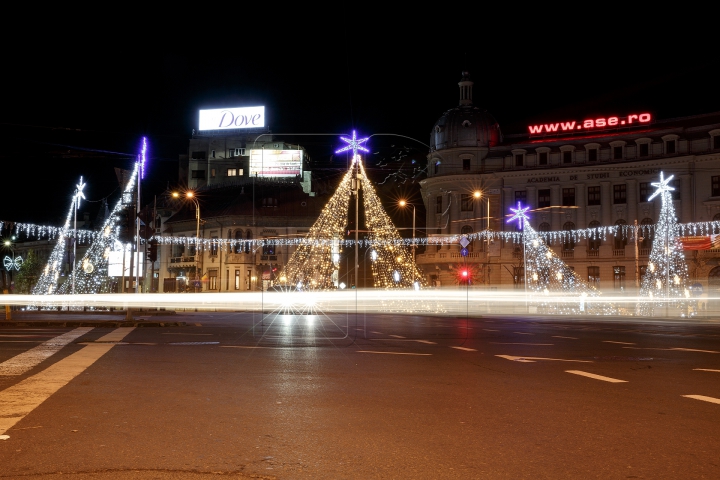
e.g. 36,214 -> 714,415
587,249 -> 599,257
561,250 -> 574,259
613,249 -> 625,257
170,256 -> 195,264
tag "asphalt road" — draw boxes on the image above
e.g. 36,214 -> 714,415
0,311 -> 719,479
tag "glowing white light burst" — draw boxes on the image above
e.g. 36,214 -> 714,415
507,202 -> 530,230
335,130 -> 369,158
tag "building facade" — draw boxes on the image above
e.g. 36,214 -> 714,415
419,72 -> 720,293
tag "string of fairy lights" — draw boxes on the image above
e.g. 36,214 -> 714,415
5,220 -> 720,250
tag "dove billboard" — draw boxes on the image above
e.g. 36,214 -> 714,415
198,106 -> 265,131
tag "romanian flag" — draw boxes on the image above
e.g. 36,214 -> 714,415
680,235 -> 720,250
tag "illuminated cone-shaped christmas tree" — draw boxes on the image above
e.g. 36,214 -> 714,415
278,167 -> 353,290
279,131 -> 424,290
359,160 -> 424,289
30,180 -> 84,297
509,202 -> 602,314
56,162 -> 140,296
636,172 -> 691,317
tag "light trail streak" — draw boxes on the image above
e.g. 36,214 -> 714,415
2,289 -> 714,318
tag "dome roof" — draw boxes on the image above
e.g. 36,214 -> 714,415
430,71 -> 502,151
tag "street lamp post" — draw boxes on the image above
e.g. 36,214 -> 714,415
398,200 -> 415,263
173,191 -> 201,292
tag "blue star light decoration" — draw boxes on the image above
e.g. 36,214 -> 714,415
74,176 -> 86,209
648,171 -> 674,201
507,201 -> 530,230
336,130 -> 369,160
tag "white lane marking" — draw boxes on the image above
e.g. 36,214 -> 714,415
370,331 -> 383,335
194,323 -> 202,327
451,346 -> 477,352
553,336 -> 578,340
0,327 -> 134,436
498,355 -> 592,363
357,351 -> 432,356
161,333 -> 214,335
623,347 -> 719,354
483,329 -> 499,332
389,335 -> 406,338
490,342 -> 554,346
694,368 -> 720,373
0,328 -> 94,376
566,370 -> 627,383
514,332 -> 534,335
683,395 -> 720,405
415,340 -> 437,344
603,341 -> 636,345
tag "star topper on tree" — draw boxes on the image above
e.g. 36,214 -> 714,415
74,176 -> 86,209
507,201 -> 530,230
336,130 -> 369,161
648,171 -> 674,201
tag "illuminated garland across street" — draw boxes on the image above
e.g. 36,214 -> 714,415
5,221 -> 720,250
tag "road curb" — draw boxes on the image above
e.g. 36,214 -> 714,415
0,321 -> 187,327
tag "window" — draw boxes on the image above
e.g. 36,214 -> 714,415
209,270 -> 217,290
434,162 -> 439,174
461,194 -> 473,211
191,151 -> 206,160
588,148 -> 598,161
666,140 -> 676,154
436,196 -> 442,213
246,269 -> 252,290
463,158 -> 470,170
613,146 -> 623,160
210,236 -> 218,256
639,182 -> 651,202
211,150 -> 216,158
227,168 -> 237,177
211,168 -> 216,178
262,242 -> 275,256
588,220 -> 601,250
538,152 -> 548,165
613,266 -> 625,290
587,186 -> 601,206
613,184 -> 627,204
639,143 -> 649,157
562,188 -> 575,206
245,231 -> 252,254
515,154 -> 524,167
713,176 -> 720,197
715,136 -> 720,149
538,189 -> 551,208
588,266 -> 600,287
538,222 -> 551,232
640,218 -> 653,249
235,270 -> 240,290
670,179 -> 680,201
563,151 -> 572,164
229,148 -> 245,157
563,222 -> 575,251
233,230 -> 243,254
514,190 -> 527,204
614,219 -> 627,250
191,170 -> 205,179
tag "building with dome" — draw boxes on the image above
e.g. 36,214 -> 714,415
419,72 -> 720,295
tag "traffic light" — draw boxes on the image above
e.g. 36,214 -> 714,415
148,239 -> 158,263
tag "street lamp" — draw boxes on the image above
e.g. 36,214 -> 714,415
172,190 -> 201,292
473,190 -> 490,253
398,200 -> 415,263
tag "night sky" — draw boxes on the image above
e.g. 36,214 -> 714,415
2,41 -> 716,228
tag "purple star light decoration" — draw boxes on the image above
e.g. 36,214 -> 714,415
507,201 -> 530,230
336,130 -> 369,159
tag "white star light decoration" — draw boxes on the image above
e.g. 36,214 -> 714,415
74,176 -> 86,209
507,201 -> 530,230
336,130 -> 369,162
648,171 -> 674,201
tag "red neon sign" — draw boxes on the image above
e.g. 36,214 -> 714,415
528,113 -> 652,135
